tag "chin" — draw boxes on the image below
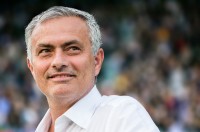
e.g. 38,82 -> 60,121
50,84 -> 73,97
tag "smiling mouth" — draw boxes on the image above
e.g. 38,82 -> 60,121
47,73 -> 76,81
49,74 -> 75,78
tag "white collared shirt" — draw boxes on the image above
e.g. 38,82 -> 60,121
35,86 -> 160,132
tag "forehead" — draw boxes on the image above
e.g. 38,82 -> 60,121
34,16 -> 88,35
31,16 -> 90,45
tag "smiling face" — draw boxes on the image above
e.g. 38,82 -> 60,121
27,16 -> 104,104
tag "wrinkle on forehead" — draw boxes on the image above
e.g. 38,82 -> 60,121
31,16 -> 90,47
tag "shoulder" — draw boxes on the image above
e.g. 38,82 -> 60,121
99,95 -> 150,122
97,95 -> 160,132
101,95 -> 142,108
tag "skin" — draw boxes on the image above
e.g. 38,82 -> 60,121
27,16 -> 104,131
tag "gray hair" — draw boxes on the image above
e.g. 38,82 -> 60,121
25,6 -> 102,60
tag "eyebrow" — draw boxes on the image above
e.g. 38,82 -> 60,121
61,40 -> 82,48
37,44 -> 54,48
36,40 -> 83,50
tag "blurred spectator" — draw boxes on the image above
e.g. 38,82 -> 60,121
0,0 -> 200,131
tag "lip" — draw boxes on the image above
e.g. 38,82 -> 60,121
47,73 -> 76,82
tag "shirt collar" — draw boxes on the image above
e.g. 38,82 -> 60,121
35,109 -> 51,132
35,85 -> 102,131
63,85 -> 102,129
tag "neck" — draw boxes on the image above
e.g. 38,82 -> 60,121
48,123 -> 54,132
47,97 -> 76,123
46,85 -> 94,127
47,98 -> 76,132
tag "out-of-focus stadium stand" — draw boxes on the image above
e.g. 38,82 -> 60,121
0,0 -> 200,131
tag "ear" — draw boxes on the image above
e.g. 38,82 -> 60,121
27,58 -> 34,74
95,48 -> 104,76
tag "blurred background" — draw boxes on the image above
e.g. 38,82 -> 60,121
0,0 -> 200,132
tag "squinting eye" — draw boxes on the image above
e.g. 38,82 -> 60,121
38,49 -> 51,55
70,46 -> 80,51
66,46 -> 81,55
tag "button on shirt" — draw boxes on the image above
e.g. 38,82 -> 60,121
35,86 -> 160,132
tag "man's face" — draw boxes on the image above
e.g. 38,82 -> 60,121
27,16 -> 104,103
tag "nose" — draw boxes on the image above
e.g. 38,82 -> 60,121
51,49 -> 68,71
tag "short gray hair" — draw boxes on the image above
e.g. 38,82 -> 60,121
25,6 -> 102,60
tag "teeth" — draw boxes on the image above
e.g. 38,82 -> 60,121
48,73 -> 75,79
52,75 -> 74,78
56,75 -> 67,77
58,75 -> 66,77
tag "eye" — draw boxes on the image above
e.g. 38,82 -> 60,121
66,46 -> 81,55
70,46 -> 80,51
38,49 -> 52,55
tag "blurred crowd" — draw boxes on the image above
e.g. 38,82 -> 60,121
0,0 -> 200,132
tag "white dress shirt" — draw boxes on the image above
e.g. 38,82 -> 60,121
35,85 -> 160,132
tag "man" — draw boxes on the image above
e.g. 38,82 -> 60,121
25,6 -> 160,132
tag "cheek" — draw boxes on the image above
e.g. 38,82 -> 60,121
73,56 -> 95,76
32,60 -> 50,81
